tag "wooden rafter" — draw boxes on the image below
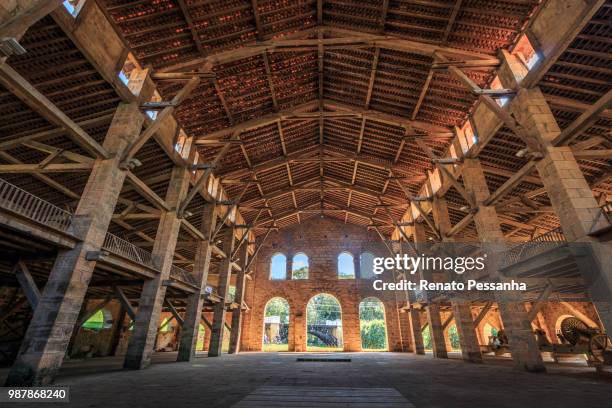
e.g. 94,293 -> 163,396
0,62 -> 109,159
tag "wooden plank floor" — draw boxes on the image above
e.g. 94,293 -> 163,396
232,385 -> 415,407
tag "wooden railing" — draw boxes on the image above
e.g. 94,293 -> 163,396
102,232 -> 156,270
170,265 -> 197,287
501,226 -> 566,269
0,178 -> 73,232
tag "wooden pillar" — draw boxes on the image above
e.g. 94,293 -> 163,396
430,193 -> 482,363
510,86 -> 612,337
5,102 -> 144,386
462,158 -> 545,372
177,203 -> 217,361
208,227 -> 235,357
413,217 -> 447,358
228,240 -> 249,354
123,165 -> 190,369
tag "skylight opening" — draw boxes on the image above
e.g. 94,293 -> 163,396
513,34 -> 541,71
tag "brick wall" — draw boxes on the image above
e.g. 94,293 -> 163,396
240,217 -> 408,352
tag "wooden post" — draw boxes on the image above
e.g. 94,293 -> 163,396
462,158 -> 545,372
228,240 -> 249,353
177,203 -> 217,361
208,227 -> 236,356
430,192 -> 482,363
123,165 -> 190,369
5,101 -> 144,386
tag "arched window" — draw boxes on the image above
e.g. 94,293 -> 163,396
263,297 -> 290,352
360,252 -> 375,279
422,324 -> 432,351
270,253 -> 287,280
306,294 -> 343,351
337,252 -> 355,279
359,297 -> 388,350
447,323 -> 461,350
81,308 -> 113,330
292,253 -> 309,279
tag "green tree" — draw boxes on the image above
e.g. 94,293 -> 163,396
265,298 -> 289,323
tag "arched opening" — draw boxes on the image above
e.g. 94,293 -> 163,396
360,252 -> 375,279
81,308 -> 113,331
196,324 -> 206,351
338,252 -> 355,279
292,252 -> 309,279
359,297 -> 388,350
262,297 -> 290,351
307,294 -> 343,351
270,253 -> 287,280
446,323 -> 461,351
483,323 -> 499,346
422,324 -> 433,351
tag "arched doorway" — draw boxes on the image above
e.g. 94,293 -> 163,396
359,297 -> 388,350
262,297 -> 290,351
306,294 -> 343,351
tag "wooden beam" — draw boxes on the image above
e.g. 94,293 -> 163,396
126,171 -> 170,211
251,0 -> 263,40
161,26 -> 498,74
262,52 -> 278,110
553,89 -> 612,146
484,160 -> 537,206
0,151 -> 79,199
165,299 -> 184,326
0,160 -> 95,173
441,0 -> 462,43
122,76 -> 200,163
574,149 -> 612,160
114,287 -> 136,320
364,47 -> 380,109
526,283 -> 554,322
77,294 -> 114,327
176,0 -> 205,55
472,301 -> 492,328
0,62 -> 109,158
13,261 -> 40,310
446,212 -> 474,238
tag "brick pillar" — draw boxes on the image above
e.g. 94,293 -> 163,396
208,227 -> 235,356
462,158 -> 545,372
511,87 -> 612,336
343,300 -> 360,351
293,305 -> 306,352
413,217 -> 447,358
229,240 -> 249,354
5,102 -> 144,386
124,165 -> 190,369
177,203 -> 216,361
430,193 -> 482,363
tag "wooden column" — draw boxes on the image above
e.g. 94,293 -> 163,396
430,192 -> 482,363
177,203 -> 217,361
462,158 -> 545,372
208,227 -> 236,356
413,217 -> 447,358
123,165 -> 190,369
5,102 -> 144,386
228,240 -> 249,354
